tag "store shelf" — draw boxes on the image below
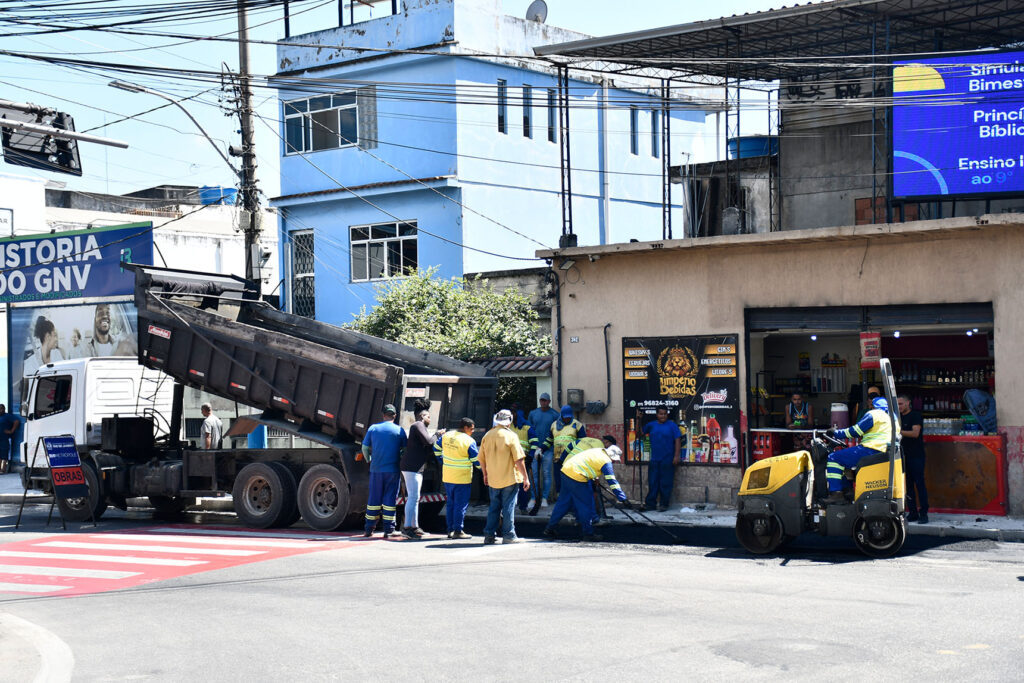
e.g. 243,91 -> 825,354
897,383 -> 989,389
889,356 -> 991,361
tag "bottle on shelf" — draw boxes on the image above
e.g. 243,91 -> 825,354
627,419 -> 637,462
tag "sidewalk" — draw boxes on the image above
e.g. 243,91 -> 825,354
5,472 -> 1022,542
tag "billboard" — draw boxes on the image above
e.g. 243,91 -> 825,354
0,222 -> 152,304
622,335 -> 740,465
892,50 -> 1024,199
10,301 -> 139,415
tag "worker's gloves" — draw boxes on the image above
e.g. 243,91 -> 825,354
533,448 -> 543,458
824,429 -> 837,439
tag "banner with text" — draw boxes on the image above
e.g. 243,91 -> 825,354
0,222 -> 152,304
622,335 -> 740,465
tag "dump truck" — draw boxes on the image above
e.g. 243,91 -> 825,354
20,264 -> 496,530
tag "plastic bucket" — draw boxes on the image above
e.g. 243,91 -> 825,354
830,403 -> 850,429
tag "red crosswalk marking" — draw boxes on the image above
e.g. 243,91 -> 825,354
0,525 -> 360,597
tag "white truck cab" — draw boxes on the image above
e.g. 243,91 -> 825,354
21,357 -> 173,464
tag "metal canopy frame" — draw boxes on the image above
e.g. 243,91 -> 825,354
535,0 -> 1024,82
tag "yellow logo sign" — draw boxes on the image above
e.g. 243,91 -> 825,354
656,345 -> 698,398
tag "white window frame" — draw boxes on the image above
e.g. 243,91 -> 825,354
283,92 -> 359,155
349,221 -> 418,283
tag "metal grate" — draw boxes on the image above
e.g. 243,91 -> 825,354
291,230 -> 315,318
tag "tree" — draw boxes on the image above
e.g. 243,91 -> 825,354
348,268 -> 550,405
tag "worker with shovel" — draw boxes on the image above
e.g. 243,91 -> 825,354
543,446 -> 628,542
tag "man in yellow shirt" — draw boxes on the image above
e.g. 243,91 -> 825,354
479,409 -> 529,545
435,417 -> 480,539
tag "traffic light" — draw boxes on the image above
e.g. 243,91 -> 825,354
1,110 -> 83,176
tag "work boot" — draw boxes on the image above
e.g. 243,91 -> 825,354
362,529 -> 374,538
821,491 -> 847,505
383,528 -> 399,539
581,533 -> 604,542
917,513 -> 930,524
906,511 -> 919,522
483,535 -> 496,545
542,527 -> 558,539
657,505 -> 669,512
401,527 -> 418,539
451,530 -> 473,540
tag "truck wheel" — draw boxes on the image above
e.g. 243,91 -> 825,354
232,462 -> 296,529
269,462 -> 301,528
57,463 -> 107,523
297,465 -> 351,531
148,496 -> 195,517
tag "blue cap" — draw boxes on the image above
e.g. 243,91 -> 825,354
560,405 -> 574,420
871,397 -> 888,411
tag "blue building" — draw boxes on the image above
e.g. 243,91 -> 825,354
272,0 -> 708,323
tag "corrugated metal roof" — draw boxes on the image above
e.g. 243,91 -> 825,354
535,0 -> 1024,80
473,356 -> 552,375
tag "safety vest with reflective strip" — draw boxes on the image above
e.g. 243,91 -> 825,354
550,419 -> 585,458
837,408 -> 893,452
439,431 -> 479,485
561,448 -> 624,495
564,437 -> 605,459
512,424 -> 537,454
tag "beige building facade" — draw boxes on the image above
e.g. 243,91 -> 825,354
539,213 -> 1024,515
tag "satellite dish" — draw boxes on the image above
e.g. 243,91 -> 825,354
526,0 -> 547,23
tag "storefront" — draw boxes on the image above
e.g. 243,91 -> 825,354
746,303 -> 1005,514
538,213 -> 1024,516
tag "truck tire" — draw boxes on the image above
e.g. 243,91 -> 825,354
269,462 -> 301,528
148,496 -> 195,517
56,463 -> 107,523
297,464 -> 351,531
232,462 -> 297,529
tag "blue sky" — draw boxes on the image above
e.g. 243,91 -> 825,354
0,0 -> 786,198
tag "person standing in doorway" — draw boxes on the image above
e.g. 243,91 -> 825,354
479,409 -> 529,544
642,407 -> 681,512
898,394 -> 928,524
401,408 -> 443,539
786,392 -> 814,451
200,403 -> 223,450
362,404 -> 407,538
437,417 -> 480,539
527,393 -> 558,507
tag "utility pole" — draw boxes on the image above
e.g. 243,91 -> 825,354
234,0 -> 261,295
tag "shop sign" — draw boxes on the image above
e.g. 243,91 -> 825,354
860,332 -> 882,369
0,222 -> 152,304
44,436 -> 88,499
622,335 -> 741,465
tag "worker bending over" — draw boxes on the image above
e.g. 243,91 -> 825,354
543,447 -> 628,542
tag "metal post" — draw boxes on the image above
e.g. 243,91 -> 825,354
283,0 -> 290,38
237,0 -> 261,294
558,65 -> 574,242
661,79 -> 672,240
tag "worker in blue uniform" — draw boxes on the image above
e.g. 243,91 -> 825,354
361,404 -> 408,538
543,447 -> 628,542
527,393 -> 559,507
642,407 -> 681,511
512,409 -> 538,512
546,405 -> 586,497
824,396 -> 895,503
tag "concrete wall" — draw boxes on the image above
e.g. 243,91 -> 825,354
541,214 -> 1024,513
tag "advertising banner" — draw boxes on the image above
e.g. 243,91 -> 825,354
860,332 -> 881,369
892,50 -> 1024,199
10,301 -> 138,415
622,335 -> 740,465
0,222 -> 152,304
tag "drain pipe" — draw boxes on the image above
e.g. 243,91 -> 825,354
548,266 -> 563,405
603,322 -> 612,409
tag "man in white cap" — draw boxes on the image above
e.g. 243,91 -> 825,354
479,409 -> 529,544
527,392 -> 558,509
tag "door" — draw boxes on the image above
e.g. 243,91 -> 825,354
23,371 -> 80,465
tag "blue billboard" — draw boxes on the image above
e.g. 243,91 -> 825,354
892,51 -> 1024,199
0,222 -> 152,304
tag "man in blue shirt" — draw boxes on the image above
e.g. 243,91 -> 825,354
527,392 -> 559,508
642,407 -> 681,512
361,404 -> 407,538
0,404 -> 14,472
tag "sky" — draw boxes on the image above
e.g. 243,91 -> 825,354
0,0 -> 788,199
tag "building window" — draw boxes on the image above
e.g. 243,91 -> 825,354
522,85 -> 532,138
651,109 -> 660,158
291,230 -> 315,318
283,92 -> 358,155
630,106 -> 639,155
547,88 -> 557,143
497,79 -> 507,134
350,221 -> 418,282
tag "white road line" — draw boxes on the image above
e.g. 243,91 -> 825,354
38,542 -> 264,557
0,564 -> 141,580
93,534 -> 323,549
147,527 -> 344,541
0,551 -> 205,567
0,582 -> 69,593
0,613 -> 75,683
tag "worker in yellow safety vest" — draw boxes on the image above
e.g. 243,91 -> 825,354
545,405 -> 586,498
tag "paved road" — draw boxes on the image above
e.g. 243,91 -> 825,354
1,504 -> 1021,682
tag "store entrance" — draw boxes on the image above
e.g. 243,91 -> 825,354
744,303 -> 1005,515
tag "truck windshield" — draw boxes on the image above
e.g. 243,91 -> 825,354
34,375 -> 73,419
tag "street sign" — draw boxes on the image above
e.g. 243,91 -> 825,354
43,436 -> 88,499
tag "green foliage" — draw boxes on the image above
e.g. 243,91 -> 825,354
348,268 -> 551,362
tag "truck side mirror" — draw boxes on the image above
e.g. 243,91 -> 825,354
27,413 -> 34,421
